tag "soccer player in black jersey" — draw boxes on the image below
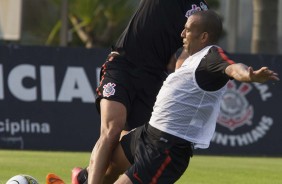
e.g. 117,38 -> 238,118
73,1 -> 209,184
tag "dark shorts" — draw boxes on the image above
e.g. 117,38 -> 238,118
96,54 -> 167,130
120,124 -> 193,184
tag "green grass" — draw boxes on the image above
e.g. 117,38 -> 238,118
0,150 -> 282,184
0,150 -> 90,184
176,156 -> 282,184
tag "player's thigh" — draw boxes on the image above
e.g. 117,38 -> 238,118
100,99 -> 127,132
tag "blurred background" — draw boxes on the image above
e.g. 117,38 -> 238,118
1,0 -> 281,54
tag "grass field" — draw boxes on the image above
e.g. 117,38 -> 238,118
0,150 -> 282,184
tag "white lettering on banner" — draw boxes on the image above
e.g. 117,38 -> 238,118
0,64 -> 96,103
253,83 -> 272,101
8,64 -> 37,101
212,116 -> 273,146
57,67 -> 95,102
96,67 -> 101,87
40,66 -> 56,101
0,118 -> 51,135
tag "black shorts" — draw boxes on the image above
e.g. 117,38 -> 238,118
120,124 -> 193,184
96,54 -> 167,130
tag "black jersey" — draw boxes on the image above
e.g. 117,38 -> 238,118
114,0 -> 209,72
196,46 -> 235,91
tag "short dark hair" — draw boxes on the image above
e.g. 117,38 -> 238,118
192,10 -> 223,43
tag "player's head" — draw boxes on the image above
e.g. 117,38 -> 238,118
181,10 -> 222,55
194,10 -> 223,44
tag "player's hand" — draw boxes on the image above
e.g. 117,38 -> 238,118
249,66 -> 280,83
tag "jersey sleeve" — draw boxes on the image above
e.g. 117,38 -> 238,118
205,47 -> 235,75
196,46 -> 235,91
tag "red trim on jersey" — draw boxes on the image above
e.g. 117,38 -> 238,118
96,53 -> 117,96
149,150 -> 172,184
96,63 -> 107,96
133,172 -> 143,184
217,47 -> 235,64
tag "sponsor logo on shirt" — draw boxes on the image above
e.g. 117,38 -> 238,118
185,2 -> 208,18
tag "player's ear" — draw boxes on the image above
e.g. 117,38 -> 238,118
200,32 -> 209,44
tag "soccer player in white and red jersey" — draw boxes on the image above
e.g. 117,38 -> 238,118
111,10 -> 279,184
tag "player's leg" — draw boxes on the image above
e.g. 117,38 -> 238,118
89,122 -> 137,184
103,141 -> 132,184
72,129 -> 129,184
87,54 -> 136,184
88,99 -> 127,184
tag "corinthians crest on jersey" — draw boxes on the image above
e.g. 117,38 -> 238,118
212,80 -> 274,147
103,82 -> 116,97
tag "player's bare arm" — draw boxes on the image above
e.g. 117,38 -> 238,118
175,49 -> 189,69
167,49 -> 190,72
225,63 -> 280,83
167,53 -> 177,73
